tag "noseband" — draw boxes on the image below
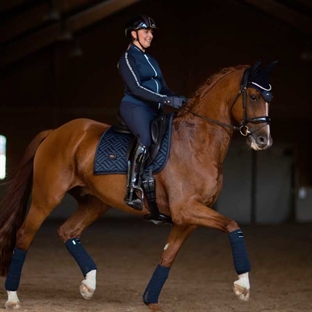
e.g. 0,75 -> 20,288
185,68 -> 271,137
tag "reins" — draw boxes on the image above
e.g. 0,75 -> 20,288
183,68 -> 271,137
184,91 -> 241,132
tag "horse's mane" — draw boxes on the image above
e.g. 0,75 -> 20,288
185,64 -> 249,108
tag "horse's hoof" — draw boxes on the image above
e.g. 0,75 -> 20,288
146,303 -> 164,311
79,280 -> 95,300
4,300 -> 21,310
233,283 -> 250,301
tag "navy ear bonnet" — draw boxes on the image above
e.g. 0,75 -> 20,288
242,59 -> 278,102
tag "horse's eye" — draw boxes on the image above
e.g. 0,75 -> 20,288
250,95 -> 257,102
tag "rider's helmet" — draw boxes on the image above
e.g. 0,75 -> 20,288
125,14 -> 157,39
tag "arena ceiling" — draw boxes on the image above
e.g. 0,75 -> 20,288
0,0 -> 143,68
0,0 -> 311,69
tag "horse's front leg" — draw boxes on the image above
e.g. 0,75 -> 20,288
144,224 -> 197,311
173,200 -> 251,302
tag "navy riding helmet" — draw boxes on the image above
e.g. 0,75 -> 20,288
125,14 -> 157,39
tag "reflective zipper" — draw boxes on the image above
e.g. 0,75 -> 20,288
144,54 -> 159,92
144,54 -> 161,109
144,54 -> 157,77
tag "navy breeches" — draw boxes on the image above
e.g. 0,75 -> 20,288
119,101 -> 158,147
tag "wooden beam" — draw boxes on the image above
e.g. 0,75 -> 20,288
0,23 -> 62,69
244,0 -> 312,36
57,0 -> 101,12
0,0 -> 142,68
0,0 -> 116,45
0,3 -> 51,44
67,0 -> 140,32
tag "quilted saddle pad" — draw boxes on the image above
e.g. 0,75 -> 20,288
93,114 -> 173,175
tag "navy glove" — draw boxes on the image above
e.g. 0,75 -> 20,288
179,96 -> 189,104
163,96 -> 184,109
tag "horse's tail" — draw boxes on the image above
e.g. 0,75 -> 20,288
0,129 -> 54,277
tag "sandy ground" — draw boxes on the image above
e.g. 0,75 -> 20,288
0,216 -> 311,312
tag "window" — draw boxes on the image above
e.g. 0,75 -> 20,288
0,135 -> 6,179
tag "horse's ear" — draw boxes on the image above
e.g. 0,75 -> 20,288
250,59 -> 262,76
265,60 -> 278,75
252,59 -> 262,70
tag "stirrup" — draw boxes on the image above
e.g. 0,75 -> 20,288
144,214 -> 173,225
124,186 -> 144,211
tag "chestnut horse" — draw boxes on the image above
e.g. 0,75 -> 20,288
0,60 -> 276,311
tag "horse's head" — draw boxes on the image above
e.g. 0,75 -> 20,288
180,60 -> 277,151
231,59 -> 278,151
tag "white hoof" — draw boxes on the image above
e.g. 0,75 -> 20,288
79,270 -> 96,300
233,283 -> 250,301
5,291 -> 21,309
80,280 -> 95,300
233,272 -> 250,301
4,300 -> 21,310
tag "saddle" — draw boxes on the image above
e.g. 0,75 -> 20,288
113,112 -> 173,225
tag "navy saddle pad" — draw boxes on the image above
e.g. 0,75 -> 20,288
94,114 -> 173,175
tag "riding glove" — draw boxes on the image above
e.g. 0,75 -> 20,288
163,96 -> 185,109
179,96 -> 189,103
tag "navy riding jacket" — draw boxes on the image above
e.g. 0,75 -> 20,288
118,44 -> 177,109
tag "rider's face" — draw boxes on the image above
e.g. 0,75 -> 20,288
132,29 -> 154,50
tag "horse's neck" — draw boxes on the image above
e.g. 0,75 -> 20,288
173,69 -> 242,166
172,117 -> 232,166
196,84 -> 237,128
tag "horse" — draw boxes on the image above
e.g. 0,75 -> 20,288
0,59 -> 276,311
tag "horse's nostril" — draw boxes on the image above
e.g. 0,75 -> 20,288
257,136 -> 267,145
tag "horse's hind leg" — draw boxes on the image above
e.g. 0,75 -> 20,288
4,183 -> 67,309
57,193 -> 110,300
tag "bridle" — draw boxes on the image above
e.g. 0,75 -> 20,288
184,68 -> 271,137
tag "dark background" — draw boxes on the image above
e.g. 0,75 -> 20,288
0,4 -> 311,310
0,0 -> 311,221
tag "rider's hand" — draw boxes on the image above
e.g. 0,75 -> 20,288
179,96 -> 189,104
163,96 -> 185,109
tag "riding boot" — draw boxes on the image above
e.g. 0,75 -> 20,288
124,140 -> 148,211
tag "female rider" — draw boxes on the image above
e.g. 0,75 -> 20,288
118,14 -> 186,211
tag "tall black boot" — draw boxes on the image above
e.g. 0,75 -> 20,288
124,139 -> 148,211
